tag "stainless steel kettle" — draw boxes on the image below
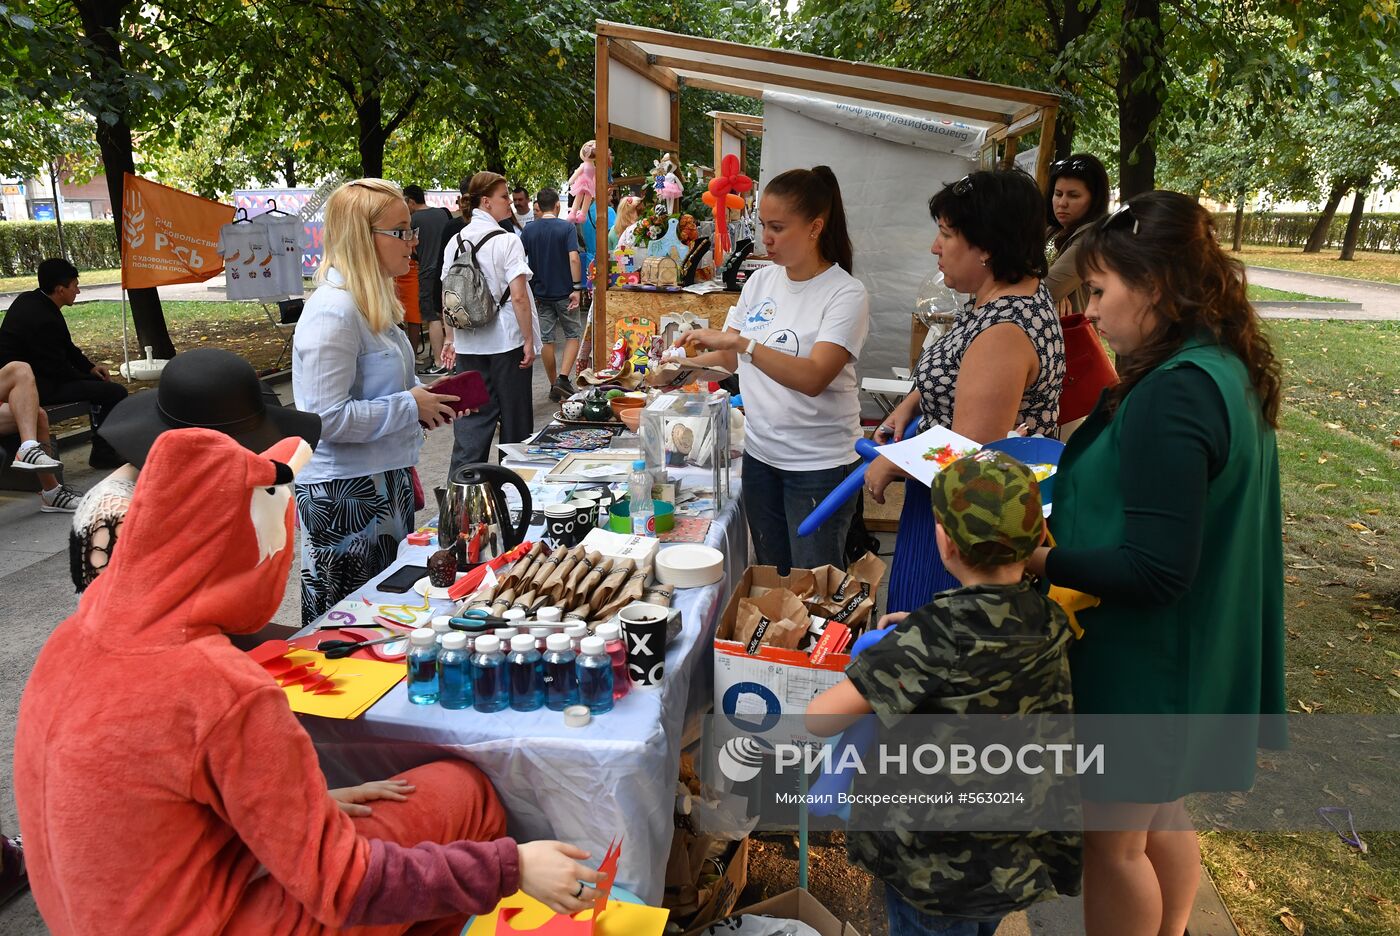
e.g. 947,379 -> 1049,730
435,463 -> 533,567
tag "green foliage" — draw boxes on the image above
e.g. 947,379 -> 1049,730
0,220 -> 120,277
0,90 -> 100,181
1214,211 -> 1400,254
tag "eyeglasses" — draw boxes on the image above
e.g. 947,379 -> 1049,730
952,175 -> 974,196
1101,203 -> 1139,235
372,227 -> 418,243
1051,157 -> 1093,174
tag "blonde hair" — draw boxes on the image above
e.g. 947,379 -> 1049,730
316,178 -> 405,333
613,196 -> 642,237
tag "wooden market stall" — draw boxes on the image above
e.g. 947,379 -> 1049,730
591,20 -> 1060,364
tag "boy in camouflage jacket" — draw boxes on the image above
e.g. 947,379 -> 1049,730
807,451 -> 1082,934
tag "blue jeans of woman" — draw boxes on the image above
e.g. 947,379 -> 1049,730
884,887 -> 1003,936
741,453 -> 860,574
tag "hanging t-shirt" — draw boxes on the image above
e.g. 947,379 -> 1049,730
217,222 -> 283,301
261,216 -> 307,297
724,263 -> 870,471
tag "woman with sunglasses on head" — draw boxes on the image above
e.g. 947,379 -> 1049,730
866,170 -> 1064,612
293,178 -> 460,625
677,166 -> 869,573
1026,192 -> 1286,936
1044,154 -> 1111,315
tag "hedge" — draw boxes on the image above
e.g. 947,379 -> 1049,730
1212,211 -> 1400,254
0,220 -> 121,278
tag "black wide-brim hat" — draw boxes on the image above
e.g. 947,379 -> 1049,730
98,348 -> 321,468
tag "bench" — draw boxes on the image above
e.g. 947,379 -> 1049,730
0,401 -> 96,492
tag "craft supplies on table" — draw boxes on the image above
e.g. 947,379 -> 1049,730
246,641 -> 406,720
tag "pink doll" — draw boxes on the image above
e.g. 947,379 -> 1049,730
653,153 -> 683,215
567,140 -> 597,223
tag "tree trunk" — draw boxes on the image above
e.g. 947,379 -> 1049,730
479,112 -> 506,175
1339,184 -> 1369,261
1050,0 -> 1101,160
75,0 -> 175,359
357,94 -> 386,178
1232,192 -> 1246,253
1116,0 -> 1164,199
49,161 -> 68,260
1303,181 -> 1346,253
283,153 -> 297,189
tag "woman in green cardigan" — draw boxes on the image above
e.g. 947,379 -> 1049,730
1027,191 -> 1286,936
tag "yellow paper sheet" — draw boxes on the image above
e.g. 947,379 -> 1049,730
278,649 -> 404,719
466,891 -> 668,936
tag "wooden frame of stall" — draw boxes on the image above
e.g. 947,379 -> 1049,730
591,20 -> 1060,357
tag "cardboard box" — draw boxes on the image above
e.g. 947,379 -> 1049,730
692,887 -> 864,936
714,565 -> 852,746
674,836 -> 750,935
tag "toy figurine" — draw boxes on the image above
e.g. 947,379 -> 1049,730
653,154 -> 683,214
567,141 -> 598,223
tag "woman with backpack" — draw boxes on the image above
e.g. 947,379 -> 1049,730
440,171 -> 542,477
292,178 -> 459,625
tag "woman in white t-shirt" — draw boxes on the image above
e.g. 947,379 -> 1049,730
679,166 -> 870,573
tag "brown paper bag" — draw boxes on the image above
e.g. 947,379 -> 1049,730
527,546 -> 568,592
561,550 -> 601,605
805,550 -> 887,631
591,559 -> 635,609
643,582 -> 675,608
595,569 -> 648,622
502,541 -> 545,591
541,546 -> 584,602
734,589 -> 809,654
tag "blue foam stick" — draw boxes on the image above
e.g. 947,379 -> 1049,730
796,430 -> 910,538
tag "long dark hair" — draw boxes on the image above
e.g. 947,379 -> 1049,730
1076,191 -> 1282,427
763,165 -> 854,274
1047,153 -> 1111,252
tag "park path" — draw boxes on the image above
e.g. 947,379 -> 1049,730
1247,266 -> 1400,321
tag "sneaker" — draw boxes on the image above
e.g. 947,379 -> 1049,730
418,363 -> 448,377
40,483 -> 82,513
11,444 -> 62,472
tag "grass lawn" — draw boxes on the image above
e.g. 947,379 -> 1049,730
1249,284 -> 1342,303
1197,319 -> 1400,936
1237,245 -> 1400,285
63,299 -> 290,376
0,267 -> 122,293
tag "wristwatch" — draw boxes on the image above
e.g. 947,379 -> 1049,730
740,338 -> 757,361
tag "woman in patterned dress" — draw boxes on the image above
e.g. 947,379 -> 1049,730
292,179 -> 460,625
866,170 -> 1065,612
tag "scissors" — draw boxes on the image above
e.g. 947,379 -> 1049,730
316,634 -> 407,659
449,609 -> 510,629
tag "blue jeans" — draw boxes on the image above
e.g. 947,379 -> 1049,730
885,887 -> 1003,936
741,453 -> 859,574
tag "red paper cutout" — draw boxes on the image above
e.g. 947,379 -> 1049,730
495,838 -> 621,936
249,642 -> 343,693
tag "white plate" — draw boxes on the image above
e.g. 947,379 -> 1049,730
413,575 -> 461,601
654,544 -> 724,588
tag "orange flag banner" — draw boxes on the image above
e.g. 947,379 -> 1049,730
120,173 -> 234,289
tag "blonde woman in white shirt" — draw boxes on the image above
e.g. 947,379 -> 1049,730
293,178 -> 458,624
679,166 -> 870,573
440,171 -> 542,476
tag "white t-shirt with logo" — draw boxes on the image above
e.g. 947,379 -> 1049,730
724,263 -> 870,471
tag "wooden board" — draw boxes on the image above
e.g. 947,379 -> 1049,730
603,289 -> 736,346
864,480 -> 904,533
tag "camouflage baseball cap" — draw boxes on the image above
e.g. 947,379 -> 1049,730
930,450 -> 1045,566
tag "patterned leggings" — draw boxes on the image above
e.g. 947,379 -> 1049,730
296,467 -> 415,627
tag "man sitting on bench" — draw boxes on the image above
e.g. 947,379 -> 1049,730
0,258 -> 127,468
0,361 -> 81,512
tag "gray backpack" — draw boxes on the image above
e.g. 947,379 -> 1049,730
442,229 -> 509,330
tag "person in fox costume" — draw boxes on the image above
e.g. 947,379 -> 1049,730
14,428 -> 602,935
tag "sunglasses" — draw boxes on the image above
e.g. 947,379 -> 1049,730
372,227 -> 418,243
1101,203 -> 1139,235
1051,157 -> 1094,174
952,175 -> 974,197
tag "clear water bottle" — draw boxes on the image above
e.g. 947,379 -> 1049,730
437,631 -> 473,710
595,622 -> 632,701
530,626 -> 552,652
406,628 -> 439,705
565,624 -> 589,652
628,459 -> 654,536
507,634 -> 545,712
470,635 -> 509,713
576,636 -> 615,714
542,633 -> 580,711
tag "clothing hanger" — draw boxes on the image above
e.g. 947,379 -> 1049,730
261,197 -> 293,217
232,207 -> 251,224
